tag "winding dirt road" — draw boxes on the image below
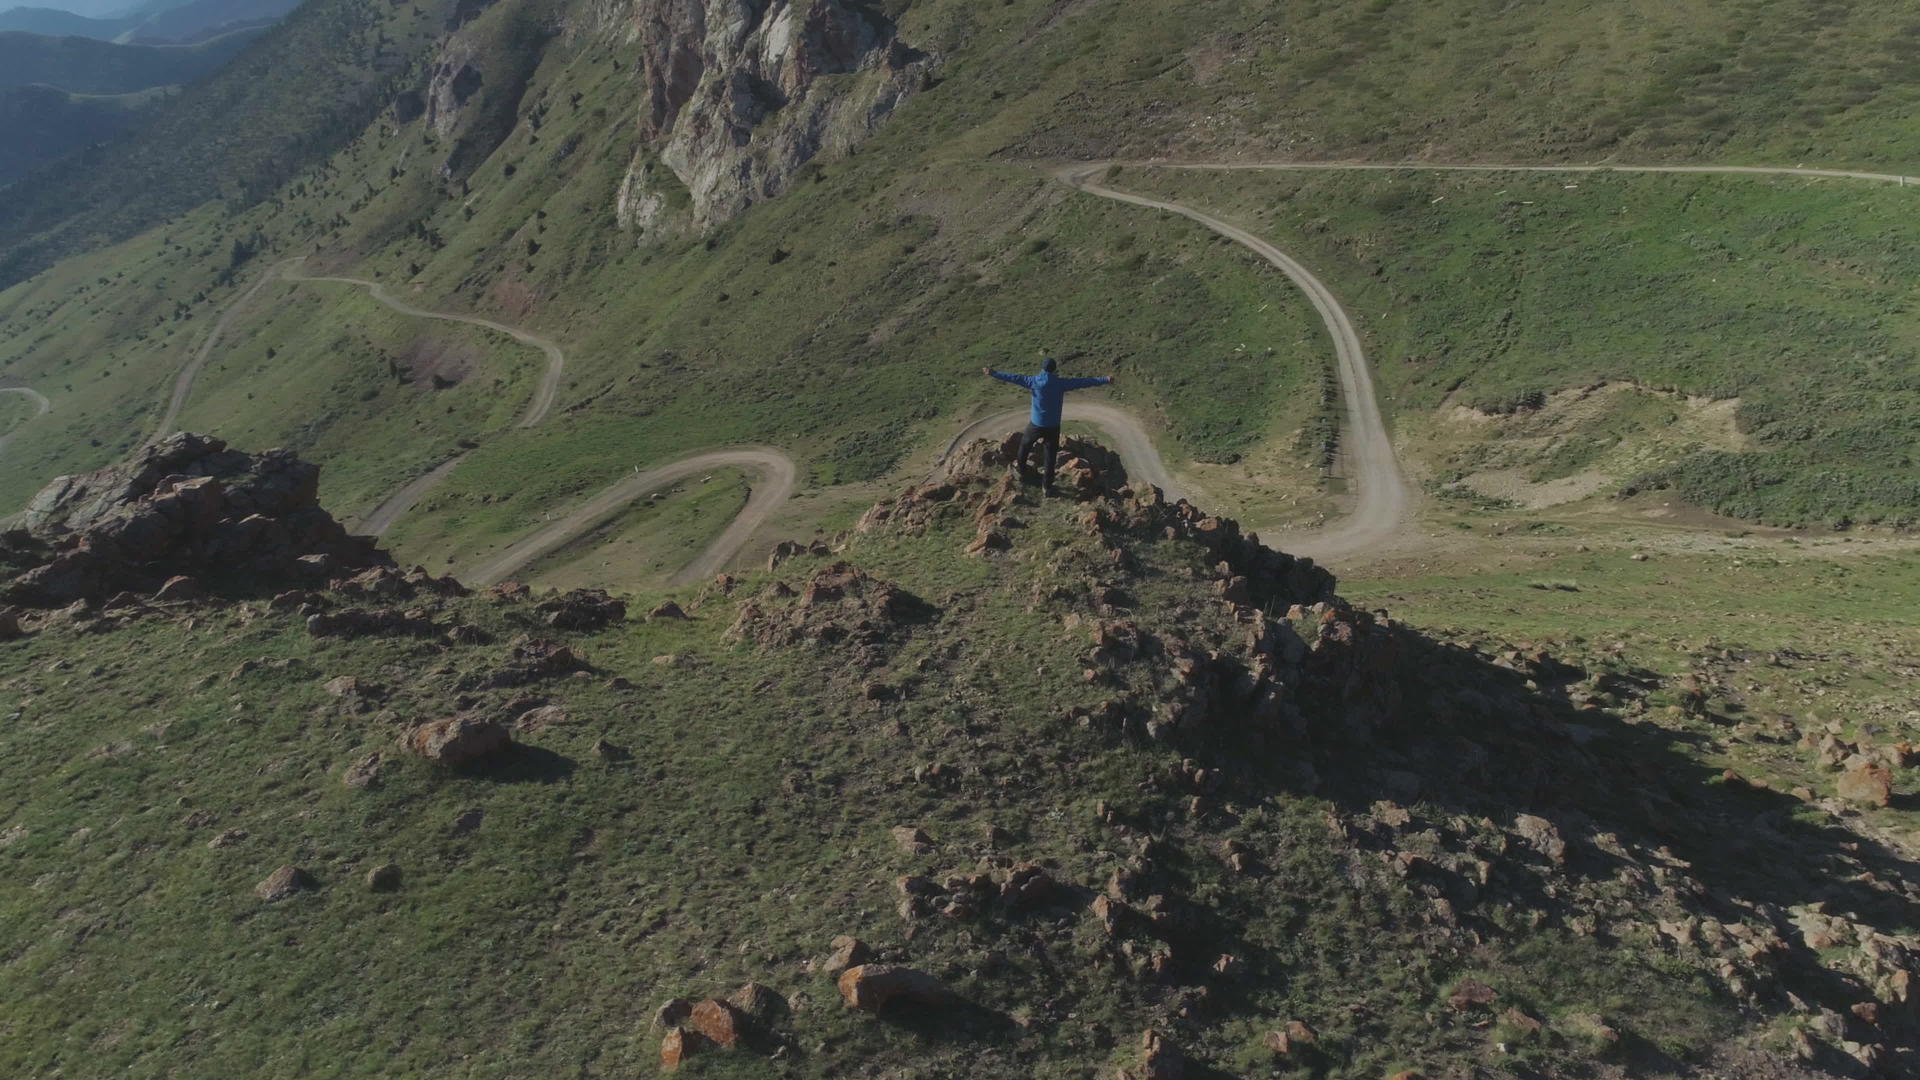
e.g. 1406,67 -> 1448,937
1055,164 -> 1413,563
155,257 -> 302,440
284,269 -> 566,429
465,448 -> 797,588
0,385 -> 51,459
138,157 -> 1912,585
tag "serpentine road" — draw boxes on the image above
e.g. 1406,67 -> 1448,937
152,159 -> 1913,583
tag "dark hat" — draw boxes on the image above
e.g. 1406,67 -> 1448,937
1042,356 -> 1058,372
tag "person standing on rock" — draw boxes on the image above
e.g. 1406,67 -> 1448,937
982,358 -> 1115,492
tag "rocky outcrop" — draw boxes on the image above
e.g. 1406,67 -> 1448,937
614,0 -> 933,234
3,434 -> 387,608
727,561 -> 931,664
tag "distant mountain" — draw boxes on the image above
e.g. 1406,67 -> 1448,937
0,27 -> 262,93
0,7 -> 137,38
0,82 -> 140,183
0,0 -> 297,43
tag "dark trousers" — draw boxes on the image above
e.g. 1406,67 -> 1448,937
1017,423 -> 1061,486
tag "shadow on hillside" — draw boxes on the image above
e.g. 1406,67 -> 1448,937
1192,623 -> 1919,1073
470,743 -> 575,784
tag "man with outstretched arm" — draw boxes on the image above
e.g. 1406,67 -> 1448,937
981,357 -> 1116,492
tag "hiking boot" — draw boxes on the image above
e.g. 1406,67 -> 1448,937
1017,466 -> 1042,486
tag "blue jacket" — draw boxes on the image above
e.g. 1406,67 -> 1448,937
991,369 -> 1111,427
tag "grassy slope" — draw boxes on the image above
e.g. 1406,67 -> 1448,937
1123,166 -> 1920,525
518,468 -> 753,589
4,476 -> 1871,1079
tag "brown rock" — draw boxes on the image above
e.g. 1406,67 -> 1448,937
0,608 -> 20,639
1124,1029 -> 1185,1080
1285,1020 -> 1317,1045
1512,814 -> 1567,864
891,825 -> 932,854
254,864 -> 313,901
836,964 -> 957,1011
1091,894 -> 1127,936
729,982 -> 787,1025
824,935 -> 871,975
688,998 -> 743,1047
405,715 -> 511,765
365,863 -> 401,891
1838,762 -> 1894,807
1261,1030 -> 1291,1057
1447,979 -> 1497,1011
207,827 -> 247,849
659,1027 -> 708,1071
964,527 -> 1010,555
649,601 -> 689,621
513,705 -> 568,733
325,675 -> 361,697
652,998 -> 693,1030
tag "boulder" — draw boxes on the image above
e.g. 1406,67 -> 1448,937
824,935 -> 870,975
1839,762 -> 1893,807
653,998 -> 693,1030
5,434 -> 388,608
836,964 -> 958,1011
659,1027 -> 708,1071
688,998 -> 744,1047
365,863 -> 402,892
1118,1029 -> 1185,1080
892,825 -> 932,854
728,982 -> 788,1026
254,864 -> 313,901
1511,814 -> 1567,864
649,600 -> 689,621
405,715 -> 512,765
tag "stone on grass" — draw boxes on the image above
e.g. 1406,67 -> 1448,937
1838,762 -> 1893,807
405,715 -> 511,765
688,998 -> 744,1047
660,1027 -> 708,1071
649,601 -> 689,621
653,998 -> 693,1030
891,825 -> 932,854
255,864 -> 313,901
824,935 -> 871,975
729,982 -> 788,1026
836,964 -> 957,1011
365,863 -> 402,891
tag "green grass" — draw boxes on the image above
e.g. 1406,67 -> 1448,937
512,467 -> 752,589
1125,166 -> 1920,525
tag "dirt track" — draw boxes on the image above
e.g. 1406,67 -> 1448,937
154,257 -> 303,440
1057,164 -> 1415,564
463,448 -> 797,587
285,270 -> 565,429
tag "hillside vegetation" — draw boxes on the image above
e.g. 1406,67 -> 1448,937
1122,167 -> 1920,527
2,437 -> 1915,1077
